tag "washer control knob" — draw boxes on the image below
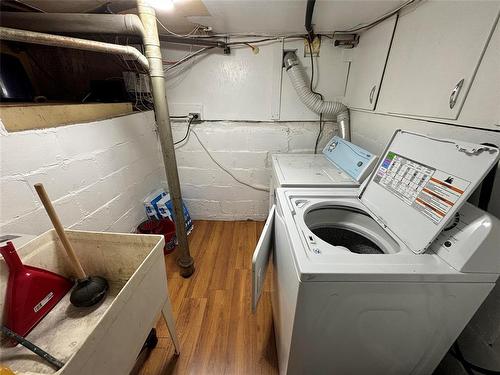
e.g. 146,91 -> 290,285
444,241 -> 452,248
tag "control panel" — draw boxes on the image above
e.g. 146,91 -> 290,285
430,202 -> 500,274
322,136 -> 377,183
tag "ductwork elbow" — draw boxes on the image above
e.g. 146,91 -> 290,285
283,51 -> 299,70
123,14 -> 146,38
336,110 -> 351,141
283,51 -> 350,140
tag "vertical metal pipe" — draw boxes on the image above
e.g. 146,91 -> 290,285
136,0 -> 194,277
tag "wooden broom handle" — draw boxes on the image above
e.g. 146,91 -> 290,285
34,183 -> 87,279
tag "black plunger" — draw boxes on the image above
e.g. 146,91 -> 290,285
34,183 -> 108,307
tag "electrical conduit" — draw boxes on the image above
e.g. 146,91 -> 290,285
283,51 -> 350,140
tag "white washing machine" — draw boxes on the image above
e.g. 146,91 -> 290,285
270,136 -> 377,204
253,130 -> 500,375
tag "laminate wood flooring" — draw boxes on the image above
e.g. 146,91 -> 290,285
138,220 -> 278,375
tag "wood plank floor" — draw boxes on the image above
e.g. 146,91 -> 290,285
139,220 -> 278,375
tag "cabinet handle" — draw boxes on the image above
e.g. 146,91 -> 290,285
369,85 -> 376,104
449,79 -> 464,109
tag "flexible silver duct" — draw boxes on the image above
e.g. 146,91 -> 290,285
284,51 -> 350,140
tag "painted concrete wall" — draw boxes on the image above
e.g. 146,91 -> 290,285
0,112 -> 165,235
163,37 -> 347,121
161,36 -> 342,220
0,109 -> 336,231
172,119 -> 336,220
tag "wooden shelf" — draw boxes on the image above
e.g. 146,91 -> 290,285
0,102 -> 134,132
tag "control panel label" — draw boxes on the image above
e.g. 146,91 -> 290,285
323,137 -> 374,181
373,152 -> 470,224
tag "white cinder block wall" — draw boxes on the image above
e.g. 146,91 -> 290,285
162,38 -> 345,219
0,112 -> 165,235
0,110 -> 336,231
172,120 -> 336,220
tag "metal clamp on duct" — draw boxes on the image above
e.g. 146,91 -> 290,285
283,51 -> 350,140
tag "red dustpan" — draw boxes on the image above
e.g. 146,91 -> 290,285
0,241 -> 73,339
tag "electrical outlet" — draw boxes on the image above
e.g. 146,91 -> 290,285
189,112 -> 202,123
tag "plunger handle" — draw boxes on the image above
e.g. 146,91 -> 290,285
34,183 -> 87,279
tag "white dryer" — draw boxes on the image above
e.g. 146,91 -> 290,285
270,136 -> 377,204
253,130 -> 500,375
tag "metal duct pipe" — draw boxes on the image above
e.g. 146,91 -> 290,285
0,26 -> 149,70
136,0 -> 194,277
159,35 -> 226,48
0,12 -> 228,49
1,12 -> 145,38
283,51 -> 350,140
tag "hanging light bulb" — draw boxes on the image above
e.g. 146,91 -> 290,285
145,0 -> 174,11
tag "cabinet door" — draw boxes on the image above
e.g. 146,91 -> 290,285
344,15 -> 397,110
457,21 -> 500,130
377,1 -> 500,120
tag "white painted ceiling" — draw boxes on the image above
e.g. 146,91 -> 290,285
188,0 -> 406,34
19,0 -> 406,34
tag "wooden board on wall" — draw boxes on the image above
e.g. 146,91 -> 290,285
0,102 -> 134,132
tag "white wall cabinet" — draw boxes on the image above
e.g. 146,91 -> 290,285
456,21 -> 500,130
344,15 -> 397,111
377,1 -> 500,120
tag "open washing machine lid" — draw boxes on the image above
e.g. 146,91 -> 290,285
322,136 -> 377,182
359,130 -> 499,254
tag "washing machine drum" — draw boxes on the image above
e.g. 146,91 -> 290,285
311,227 -> 383,254
304,205 -> 398,254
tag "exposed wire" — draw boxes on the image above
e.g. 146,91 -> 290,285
175,32 -> 307,39
243,42 -> 259,54
306,37 -> 324,154
189,129 -> 270,192
165,47 -> 213,72
314,113 -> 324,154
162,59 -> 181,64
306,38 -> 324,100
159,0 -> 419,44
226,37 -> 283,46
333,0 -> 419,34
174,116 -> 194,145
156,17 -> 201,38
163,43 -> 193,68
